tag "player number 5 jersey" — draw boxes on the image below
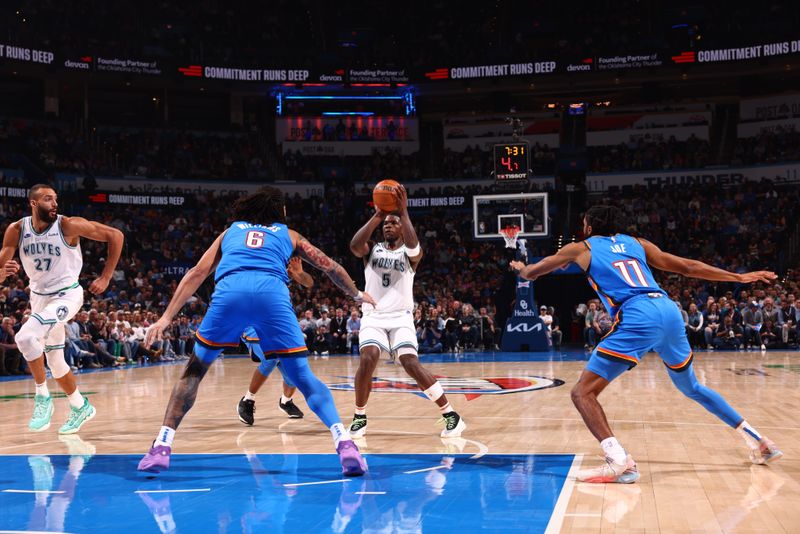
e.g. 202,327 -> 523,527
362,242 -> 415,314
18,215 -> 83,294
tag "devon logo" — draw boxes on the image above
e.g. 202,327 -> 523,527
328,376 -> 564,400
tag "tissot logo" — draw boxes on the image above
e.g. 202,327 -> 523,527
328,375 -> 563,400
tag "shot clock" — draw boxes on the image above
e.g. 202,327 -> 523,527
493,142 -> 530,182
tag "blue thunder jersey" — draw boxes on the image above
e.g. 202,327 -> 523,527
214,222 -> 292,284
584,234 -> 665,315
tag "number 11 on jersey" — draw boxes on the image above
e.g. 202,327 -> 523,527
612,259 -> 647,287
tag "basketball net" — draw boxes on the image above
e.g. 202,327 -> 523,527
500,225 -> 520,249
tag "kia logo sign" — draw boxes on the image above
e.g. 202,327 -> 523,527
506,323 -> 543,333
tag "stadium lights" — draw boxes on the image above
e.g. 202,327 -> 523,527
321,112 -> 375,116
284,95 -> 404,100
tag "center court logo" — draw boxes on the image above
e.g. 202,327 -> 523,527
328,376 -> 564,400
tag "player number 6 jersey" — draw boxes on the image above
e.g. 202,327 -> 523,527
362,242 -> 415,314
18,215 -> 83,294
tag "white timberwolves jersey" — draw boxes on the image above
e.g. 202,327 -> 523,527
19,215 -> 83,294
362,242 -> 415,314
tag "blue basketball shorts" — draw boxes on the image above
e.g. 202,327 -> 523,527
586,294 -> 693,382
195,272 -> 307,362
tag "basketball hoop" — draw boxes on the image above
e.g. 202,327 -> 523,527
500,225 -> 520,249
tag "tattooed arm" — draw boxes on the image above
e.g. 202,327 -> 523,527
290,230 -> 375,305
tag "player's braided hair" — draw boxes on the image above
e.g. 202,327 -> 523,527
232,186 -> 286,226
585,205 -> 621,236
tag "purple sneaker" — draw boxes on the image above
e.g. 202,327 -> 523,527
138,444 -> 171,473
337,440 -> 367,477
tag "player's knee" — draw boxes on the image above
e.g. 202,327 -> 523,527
15,327 -> 43,360
359,347 -> 380,367
45,349 -> 70,379
397,352 -> 419,371
182,355 -> 210,379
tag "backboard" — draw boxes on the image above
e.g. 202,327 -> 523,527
472,192 -> 548,239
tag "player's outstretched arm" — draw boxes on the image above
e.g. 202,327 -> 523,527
145,232 -> 225,346
510,242 -> 585,281
292,230 -> 376,305
0,221 -> 21,284
350,207 -> 386,258
640,239 -> 776,284
288,256 -> 314,288
61,216 -> 125,294
394,184 -> 422,263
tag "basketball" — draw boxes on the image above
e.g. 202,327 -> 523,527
373,179 -> 401,212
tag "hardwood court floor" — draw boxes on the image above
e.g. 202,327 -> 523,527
0,349 -> 798,532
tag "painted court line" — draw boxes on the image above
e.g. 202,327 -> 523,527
543,453 -> 583,534
403,465 -> 450,475
134,488 -> 210,494
356,491 -> 386,495
2,489 -> 66,494
283,479 -> 351,487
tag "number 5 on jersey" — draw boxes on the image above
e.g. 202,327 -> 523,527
612,259 -> 647,287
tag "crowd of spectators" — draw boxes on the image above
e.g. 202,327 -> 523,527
732,128 -> 800,166
589,135 -> 713,173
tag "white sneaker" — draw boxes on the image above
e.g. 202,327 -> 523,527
439,412 -> 466,437
760,344 -> 766,351
576,454 -> 639,484
749,437 -> 783,465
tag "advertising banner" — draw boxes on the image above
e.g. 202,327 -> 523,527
740,94 -> 800,121
586,163 -> 800,191
737,117 -> 800,137
0,43 -> 54,64
281,141 -> 419,156
587,125 -> 709,146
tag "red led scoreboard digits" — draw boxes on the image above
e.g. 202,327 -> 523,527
493,142 -> 530,182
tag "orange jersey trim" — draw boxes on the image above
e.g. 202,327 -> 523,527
667,351 -> 694,370
242,336 -> 260,342
597,347 -> 638,364
195,332 -> 239,348
266,346 -> 308,355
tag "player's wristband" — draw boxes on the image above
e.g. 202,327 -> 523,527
406,244 -> 421,256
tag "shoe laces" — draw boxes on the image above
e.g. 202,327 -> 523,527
32,397 -> 50,419
439,413 -> 459,430
65,405 -> 83,425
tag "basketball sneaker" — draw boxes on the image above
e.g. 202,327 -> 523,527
749,437 -> 783,465
237,397 -> 255,425
439,411 -> 466,438
58,397 -> 96,435
279,398 -> 304,418
336,440 -> 367,477
576,454 -> 639,484
28,394 -> 54,432
349,414 -> 367,438
138,443 -> 172,473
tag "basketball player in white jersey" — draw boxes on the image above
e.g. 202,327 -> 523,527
0,184 -> 124,434
349,183 -> 465,437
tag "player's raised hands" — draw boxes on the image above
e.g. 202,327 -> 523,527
2,260 -> 20,279
739,270 -> 777,284
144,317 -> 170,346
287,256 -> 304,277
393,183 -> 409,214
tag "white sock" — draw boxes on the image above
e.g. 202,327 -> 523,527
244,390 -> 256,401
736,421 -> 762,449
35,381 -> 49,398
155,426 -> 176,447
67,389 -> 84,409
438,402 -> 452,414
354,405 -> 366,416
600,437 -> 627,465
280,395 -> 292,404
330,423 -> 349,447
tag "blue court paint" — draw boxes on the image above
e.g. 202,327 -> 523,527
0,453 -> 575,533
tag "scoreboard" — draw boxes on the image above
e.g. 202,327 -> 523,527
493,142 -> 530,182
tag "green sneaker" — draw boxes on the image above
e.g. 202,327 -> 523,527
58,397 -> 96,435
28,394 -> 54,432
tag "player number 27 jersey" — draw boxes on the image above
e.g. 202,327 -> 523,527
362,242 -> 415,314
18,215 -> 83,294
